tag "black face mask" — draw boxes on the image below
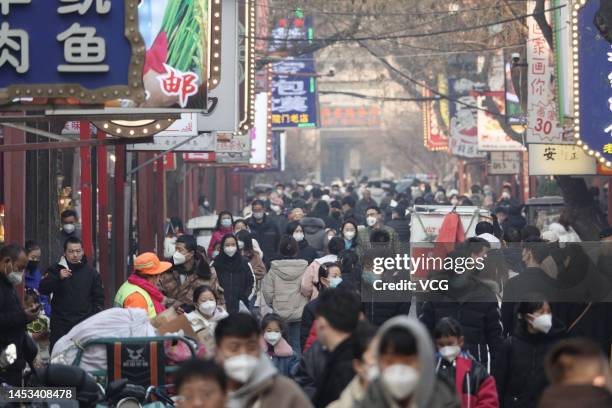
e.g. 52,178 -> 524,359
26,260 -> 39,272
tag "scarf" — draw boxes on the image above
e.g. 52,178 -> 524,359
128,274 -> 165,314
213,250 -> 245,275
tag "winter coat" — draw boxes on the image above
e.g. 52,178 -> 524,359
538,385 -> 612,408
355,316 -> 461,408
297,239 -> 318,265
293,341 -> 328,401
552,302 -> 612,358
268,213 -> 289,238
39,256 -> 105,348
327,376 -> 366,408
300,254 -> 338,300
247,215 -> 281,266
386,218 -> 411,242
245,251 -> 266,281
261,337 -> 299,378
226,353 -> 313,408
207,227 -> 234,258
300,217 -> 327,254
262,259 -> 309,322
211,260 -> 253,314
185,306 -> 228,358
547,223 -> 581,243
0,274 -> 29,384
436,353 -> 499,408
25,266 -> 51,316
300,298 -> 318,352
419,273 -> 503,369
159,255 -> 223,307
362,270 -> 411,326
312,336 -> 356,408
493,320 -> 566,408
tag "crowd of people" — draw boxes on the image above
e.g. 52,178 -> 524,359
1,179 -> 612,408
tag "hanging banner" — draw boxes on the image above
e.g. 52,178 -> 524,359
422,89 -> 449,151
528,144 -> 597,175
571,0 -> 612,169
477,95 -> 526,151
526,0 -> 566,143
270,13 -> 318,128
250,92 -> 271,166
488,152 -> 521,174
553,0 -> 572,122
449,78 -> 486,158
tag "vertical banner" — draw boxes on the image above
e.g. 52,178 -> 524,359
526,0 -> 566,143
477,95 -> 526,151
449,78 -> 487,158
422,89 -> 449,151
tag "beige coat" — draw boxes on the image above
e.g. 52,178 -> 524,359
326,376 -> 365,408
262,258 -> 308,322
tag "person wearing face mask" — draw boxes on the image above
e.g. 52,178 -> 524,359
328,200 -> 344,232
185,285 -> 228,358
233,219 -> 264,259
358,206 -> 400,253
385,204 -> 410,243
434,318 -> 499,408
160,234 -> 223,308
59,209 -> 81,241
300,237 -> 345,300
494,300 -> 565,408
311,288 -> 361,408
327,322 -> 378,408
355,189 -> 377,222
198,194 -> 213,216
210,235 -> 254,314
24,240 -> 51,317
356,316 -> 460,408
247,200 -> 281,268
214,313 -> 313,408
40,237 -> 105,352
262,236 -> 309,356
267,196 -> 288,236
114,252 -> 171,319
260,313 -> 299,377
208,211 -> 236,258
0,244 -> 39,386
538,338 -> 612,408
285,221 -> 318,264
341,220 -> 363,258
300,263 -> 343,353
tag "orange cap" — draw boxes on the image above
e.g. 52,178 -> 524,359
134,252 -> 172,275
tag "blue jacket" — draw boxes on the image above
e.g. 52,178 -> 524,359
25,268 -> 51,316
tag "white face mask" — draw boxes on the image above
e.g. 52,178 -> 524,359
212,250 -> 220,258
224,246 -> 238,257
8,271 -> 23,286
253,212 -> 264,220
270,205 -> 281,214
198,300 -> 217,316
237,241 -> 245,250
221,218 -> 233,228
530,313 -> 553,334
366,216 -> 377,227
173,251 -> 186,265
366,365 -> 380,381
63,223 -> 76,234
382,364 -> 420,401
264,331 -> 282,346
439,345 -> 462,362
343,231 -> 356,240
223,354 -> 259,384
293,232 -> 304,242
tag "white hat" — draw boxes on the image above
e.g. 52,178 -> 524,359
477,233 -> 501,249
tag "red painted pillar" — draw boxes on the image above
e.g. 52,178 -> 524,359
113,145 -> 126,288
457,160 -> 465,196
79,122 -> 93,257
97,131 -> 110,304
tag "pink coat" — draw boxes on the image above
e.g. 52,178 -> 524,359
300,254 -> 338,300
207,227 -> 234,257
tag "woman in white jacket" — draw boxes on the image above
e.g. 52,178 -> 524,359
185,285 -> 228,358
548,211 -> 581,243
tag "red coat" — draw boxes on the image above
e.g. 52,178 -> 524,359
436,353 -> 499,408
304,321 -> 318,353
207,228 -> 234,257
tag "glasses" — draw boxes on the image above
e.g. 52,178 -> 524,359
66,249 -> 83,255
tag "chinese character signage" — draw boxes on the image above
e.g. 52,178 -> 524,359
0,0 -> 144,105
271,15 -> 318,128
488,152 -> 521,175
528,144 -> 596,175
448,78 -> 486,158
572,0 -> 612,168
321,105 -> 381,128
526,0 -> 566,143
477,95 -> 526,151
422,88 -> 449,151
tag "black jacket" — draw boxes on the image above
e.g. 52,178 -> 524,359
213,258 -> 254,314
39,257 -> 104,345
385,218 -> 410,242
247,215 -> 280,266
300,298 -> 318,352
419,273 -> 503,368
312,335 -> 356,408
493,320 -> 566,408
552,302 -> 612,358
0,274 -> 28,381
293,341 -> 328,401
297,240 -> 318,265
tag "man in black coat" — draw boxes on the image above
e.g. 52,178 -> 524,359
385,204 -> 410,243
40,237 -> 105,351
246,199 -> 280,267
311,288 -> 361,408
0,244 -> 38,386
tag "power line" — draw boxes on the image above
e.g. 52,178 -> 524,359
246,4 -> 563,43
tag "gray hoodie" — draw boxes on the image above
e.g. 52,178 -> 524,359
262,259 -> 309,322
356,316 -> 460,408
228,354 -> 313,408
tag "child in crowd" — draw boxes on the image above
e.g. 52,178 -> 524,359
260,313 -> 299,377
24,288 -> 50,367
434,317 -> 499,408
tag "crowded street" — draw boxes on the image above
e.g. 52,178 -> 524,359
1,0 -> 612,407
